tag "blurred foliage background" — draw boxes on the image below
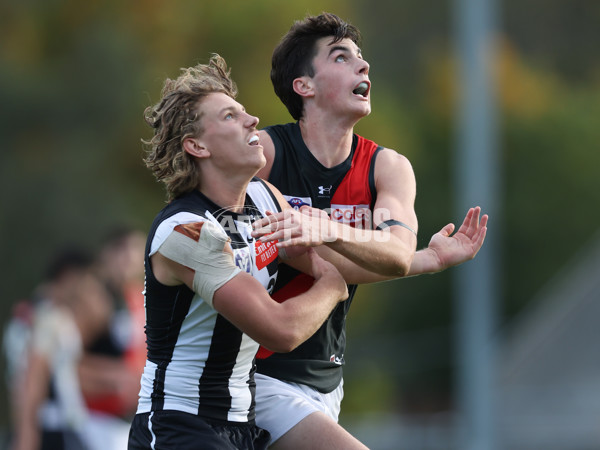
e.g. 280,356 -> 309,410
1,0 -> 599,436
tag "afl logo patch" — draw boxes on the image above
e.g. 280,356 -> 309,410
284,195 -> 312,210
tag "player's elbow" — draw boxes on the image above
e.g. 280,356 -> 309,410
260,330 -> 302,353
259,321 -> 309,353
384,253 -> 413,278
266,341 -> 298,354
393,239 -> 418,277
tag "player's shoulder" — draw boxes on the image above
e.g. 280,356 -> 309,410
375,147 -> 413,170
371,147 -> 416,193
151,211 -> 207,256
255,178 -> 288,212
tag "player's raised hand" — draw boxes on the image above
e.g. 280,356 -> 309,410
427,206 -> 488,269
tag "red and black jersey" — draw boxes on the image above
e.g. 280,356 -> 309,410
256,122 -> 382,393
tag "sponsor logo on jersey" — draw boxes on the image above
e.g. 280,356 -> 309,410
330,354 -> 344,365
284,195 -> 312,210
330,204 -> 372,227
318,185 -> 333,196
255,239 -> 278,270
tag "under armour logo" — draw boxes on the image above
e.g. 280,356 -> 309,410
318,185 -> 333,195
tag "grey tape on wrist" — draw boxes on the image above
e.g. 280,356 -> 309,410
157,221 -> 241,308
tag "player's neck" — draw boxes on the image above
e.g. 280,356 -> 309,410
298,115 -> 355,168
198,170 -> 251,213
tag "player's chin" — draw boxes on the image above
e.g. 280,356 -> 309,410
249,143 -> 265,158
353,98 -> 371,113
256,153 -> 267,170
352,105 -> 371,119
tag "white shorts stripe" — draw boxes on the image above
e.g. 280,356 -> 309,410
148,411 -> 156,450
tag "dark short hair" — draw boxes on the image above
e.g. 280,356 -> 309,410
271,12 -> 362,120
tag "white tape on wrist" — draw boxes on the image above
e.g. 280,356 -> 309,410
157,221 -> 241,308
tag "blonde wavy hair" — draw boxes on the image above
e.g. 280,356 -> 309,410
143,54 -> 238,201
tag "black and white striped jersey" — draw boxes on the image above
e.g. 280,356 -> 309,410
136,178 -> 281,423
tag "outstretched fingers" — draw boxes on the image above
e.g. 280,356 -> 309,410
457,206 -> 483,238
474,215 -> 488,247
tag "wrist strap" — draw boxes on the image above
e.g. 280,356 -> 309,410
376,219 -> 417,236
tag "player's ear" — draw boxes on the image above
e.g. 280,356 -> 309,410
183,137 -> 210,158
292,76 -> 314,98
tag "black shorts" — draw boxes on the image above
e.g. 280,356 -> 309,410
128,410 -> 271,450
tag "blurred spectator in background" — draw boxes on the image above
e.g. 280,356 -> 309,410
3,226 -> 147,450
3,300 -> 35,428
78,226 -> 146,447
8,247 -> 112,450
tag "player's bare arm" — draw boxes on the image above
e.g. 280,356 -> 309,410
254,149 -> 488,278
253,204 -> 488,283
150,238 -> 347,354
255,180 -> 409,285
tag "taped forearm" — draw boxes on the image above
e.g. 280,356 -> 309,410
157,221 -> 241,307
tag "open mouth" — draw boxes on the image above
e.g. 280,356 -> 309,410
352,81 -> 370,97
248,135 -> 260,146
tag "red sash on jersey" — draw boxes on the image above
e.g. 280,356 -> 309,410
255,273 -> 313,359
329,136 -> 378,229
